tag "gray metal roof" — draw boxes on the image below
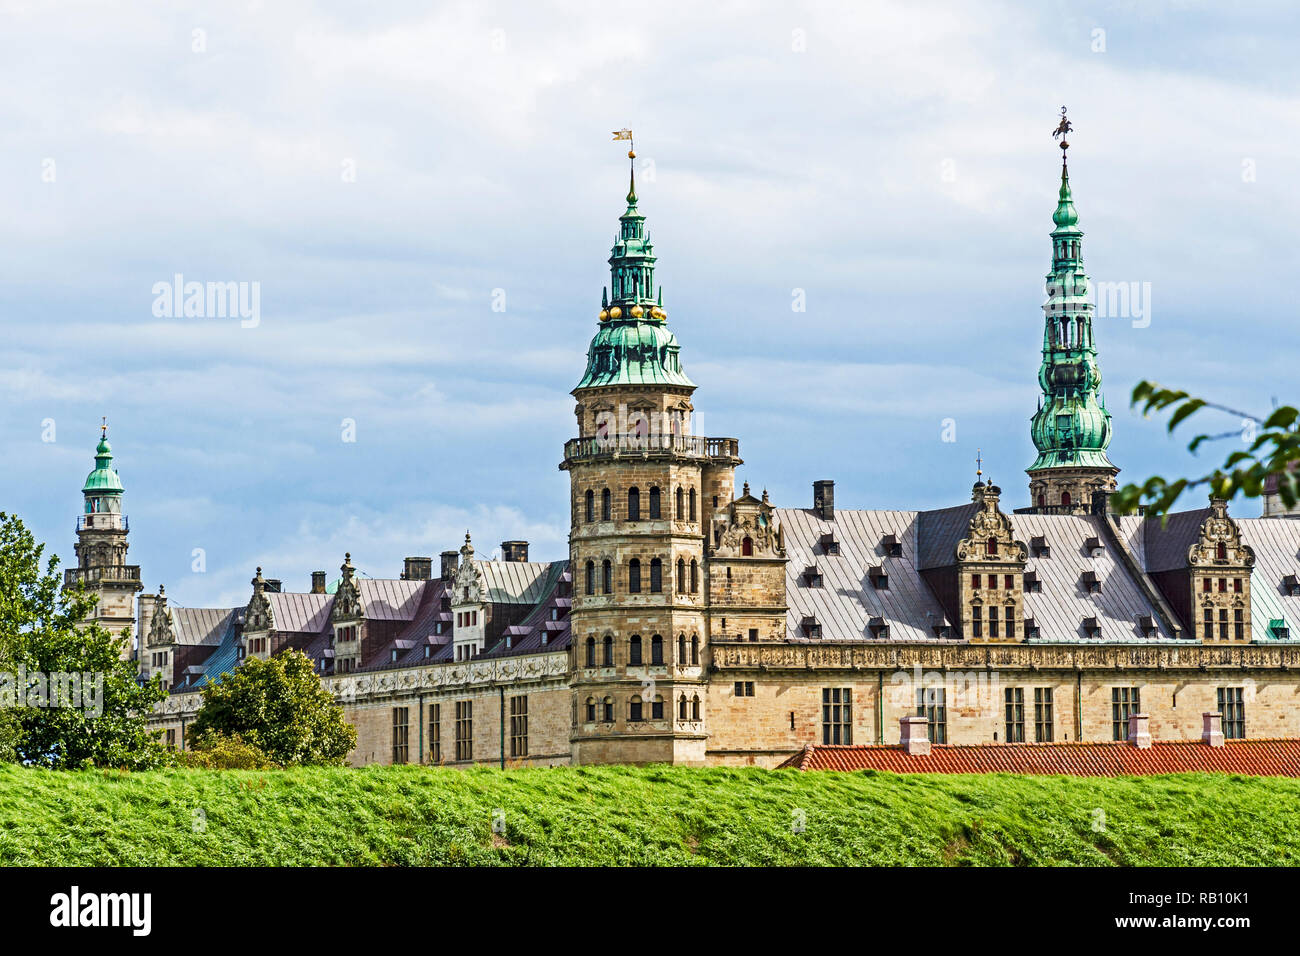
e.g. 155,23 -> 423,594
1140,509 -> 1211,572
916,503 -> 979,569
777,508 -> 955,642
170,606 -> 238,646
1235,519 -> 1300,640
480,561 -> 561,605
266,592 -> 333,634
359,579 -> 426,621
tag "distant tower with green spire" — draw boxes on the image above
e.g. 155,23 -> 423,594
63,419 -> 143,655
1026,109 -> 1118,513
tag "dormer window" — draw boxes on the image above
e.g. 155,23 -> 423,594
1216,541 -> 1227,560
820,532 -> 839,555
869,565 -> 888,590
1085,536 -> 1103,554
881,534 -> 902,557
801,616 -> 821,639
391,649 -> 399,662
1031,536 -> 1050,558
1285,574 -> 1300,597
868,616 -> 889,638
1024,617 -> 1040,639
1138,615 -> 1158,639
803,565 -> 823,588
1082,616 -> 1101,638
1082,570 -> 1101,594
985,536 -> 997,556
1023,571 -> 1041,593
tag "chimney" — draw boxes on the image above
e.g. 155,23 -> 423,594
900,715 -> 931,755
1202,711 -> 1225,748
1126,712 -> 1152,749
402,556 -> 433,581
813,480 -> 835,521
501,540 -> 529,563
263,578 -> 282,594
440,550 -> 459,581
310,571 -> 327,594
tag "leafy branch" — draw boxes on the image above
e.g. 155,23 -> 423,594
1112,381 -> 1300,517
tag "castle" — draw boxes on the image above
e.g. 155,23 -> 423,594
63,130 -> 1300,768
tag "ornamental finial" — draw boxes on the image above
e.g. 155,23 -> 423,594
1053,106 -> 1072,167
613,128 -> 635,203
975,447 -> 983,482
100,416 -> 108,440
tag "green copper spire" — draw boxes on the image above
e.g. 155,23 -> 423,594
82,419 -> 124,495
1028,113 -> 1116,477
576,140 -> 694,391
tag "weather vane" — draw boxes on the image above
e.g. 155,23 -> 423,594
100,415 -> 108,439
612,127 -> 634,159
975,447 -> 983,481
1053,106 -> 1072,165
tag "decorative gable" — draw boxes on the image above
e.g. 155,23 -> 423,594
330,553 -> 363,622
244,568 -> 275,632
711,484 -> 786,559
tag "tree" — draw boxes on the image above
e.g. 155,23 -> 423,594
1113,381 -> 1300,518
189,649 -> 356,766
0,512 -> 169,769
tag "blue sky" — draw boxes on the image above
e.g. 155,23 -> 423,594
2,1 -> 1297,609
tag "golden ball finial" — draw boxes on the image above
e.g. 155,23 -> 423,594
609,306 -> 622,319
650,307 -> 665,321
599,309 -> 609,321
630,304 -> 644,318
628,149 -> 636,159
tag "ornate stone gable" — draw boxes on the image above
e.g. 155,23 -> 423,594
147,585 -> 175,647
330,553 -> 363,623
1190,499 -> 1255,569
711,484 -> 785,558
957,483 -> 1029,564
1188,498 -> 1255,642
956,483 -> 1028,642
244,567 -> 274,632
451,532 -> 484,606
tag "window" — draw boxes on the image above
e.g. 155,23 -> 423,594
690,559 -> 699,593
602,696 -> 614,722
917,688 -> 947,743
1218,687 -> 1245,739
585,636 -> 596,667
972,574 -> 980,589
971,604 -> 982,638
429,704 -> 441,763
650,558 -> 662,593
391,707 -> 410,764
689,488 -> 697,521
509,695 -> 528,757
989,605 -> 999,638
676,558 -> 686,593
602,635 -> 614,666
601,488 -> 612,520
734,681 -> 755,697
985,536 -> 997,556
1061,492 -> 1071,507
650,634 -> 663,665
1203,608 -> 1213,641
652,695 -> 664,719
1006,613 -> 1016,639
165,729 -> 176,750
602,559 -> 612,594
1219,608 -> 1229,641
1218,577 -> 1227,593
690,635 -> 699,665
1004,688 -> 1024,742
1033,688 -> 1054,742
1004,574 -> 1014,591
1217,541 -> 1228,560
678,695 -> 688,720
742,537 -> 754,556
454,700 -> 473,761
628,487 -> 641,520
585,489 -> 594,522
675,486 -> 684,519
748,628 -> 759,642
1234,578 -> 1243,593
678,633 -> 687,662
629,558 -> 641,593
1234,608 -> 1245,641
629,634 -> 643,665
649,486 -> 661,519
629,695 -> 644,722
822,688 -> 852,744
691,695 -> 701,720
1111,687 -> 1140,741
1203,578 -> 1211,593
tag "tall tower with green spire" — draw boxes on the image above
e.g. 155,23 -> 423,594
561,133 -> 748,765
1026,109 -> 1118,513
63,420 -> 143,656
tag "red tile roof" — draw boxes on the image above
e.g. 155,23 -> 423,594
779,740 -> 1300,776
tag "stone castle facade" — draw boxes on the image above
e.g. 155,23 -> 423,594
61,136 -> 1300,767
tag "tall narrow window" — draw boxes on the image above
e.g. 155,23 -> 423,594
676,558 -> 686,593
1061,492 -> 1071,508
585,489 -> 594,523
602,559 -> 612,594
678,695 -> 688,720
1004,688 -> 1024,743
392,708 -> 410,764
454,700 -> 473,762
429,703 -> 441,763
742,537 -> 754,556
690,635 -> 699,665
628,558 -> 641,593
628,487 -> 641,521
602,696 -> 614,722
689,488 -> 697,521
509,695 -> 528,758
652,695 -> 664,720
651,634 -> 663,665
690,559 -> 699,593
585,636 -> 596,667
986,536 -> 997,556
1218,687 -> 1245,739
677,633 -> 687,663
602,635 -> 614,667
691,695 -> 701,720
585,560 -> 595,595
649,486 -> 661,519
650,558 -> 662,593
917,688 -> 947,743
1203,608 -> 1213,640
1033,688 -> 1054,742
1234,608 -> 1244,641
822,688 -> 852,744
675,487 -> 684,519
601,488 -> 611,520
629,695 -> 644,722
629,634 -> 642,665
988,605 -> 1000,638
585,697 -> 596,722
1111,687 -> 1140,741
971,604 -> 982,638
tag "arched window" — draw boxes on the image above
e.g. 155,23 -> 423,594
602,696 -> 614,722
650,558 -> 663,593
689,488 -> 697,521
585,560 -> 595,595
986,536 -> 997,556
652,695 -> 664,720
585,697 -> 596,722
742,536 -> 754,556
649,486 -> 661,519
690,559 -> 699,593
629,695 -> 643,722
678,695 -> 688,720
585,637 -> 596,667
585,489 -> 594,523
628,487 -> 641,521
602,635 -> 614,667
1061,492 -> 1071,508
601,488 -> 612,521
675,487 -> 684,519
602,559 -> 612,594
651,634 -> 663,665
1037,494 -> 1045,508
629,634 -> 642,666
691,695 -> 701,720
677,633 -> 687,663
1217,541 -> 1227,560
690,635 -> 699,665
629,558 -> 642,593
677,558 -> 686,593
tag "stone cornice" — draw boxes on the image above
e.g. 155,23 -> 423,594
709,640 -> 1300,673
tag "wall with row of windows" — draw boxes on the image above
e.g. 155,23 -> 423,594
580,556 -> 701,596
579,692 -> 702,724
580,484 -> 699,524
581,632 -> 701,669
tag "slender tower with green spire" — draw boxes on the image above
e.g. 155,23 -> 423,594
1026,108 -> 1118,513
64,419 -> 143,656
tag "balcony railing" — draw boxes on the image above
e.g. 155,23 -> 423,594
76,513 -> 129,532
64,565 -> 142,587
563,434 -> 741,464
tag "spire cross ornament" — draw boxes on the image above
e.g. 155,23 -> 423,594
976,448 -> 983,481
100,416 -> 108,439
1053,106 -> 1072,167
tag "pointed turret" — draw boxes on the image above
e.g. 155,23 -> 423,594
1026,110 -> 1118,513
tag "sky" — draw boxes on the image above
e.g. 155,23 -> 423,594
2,0 -> 1298,610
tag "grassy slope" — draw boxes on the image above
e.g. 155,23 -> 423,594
0,763 -> 1294,866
